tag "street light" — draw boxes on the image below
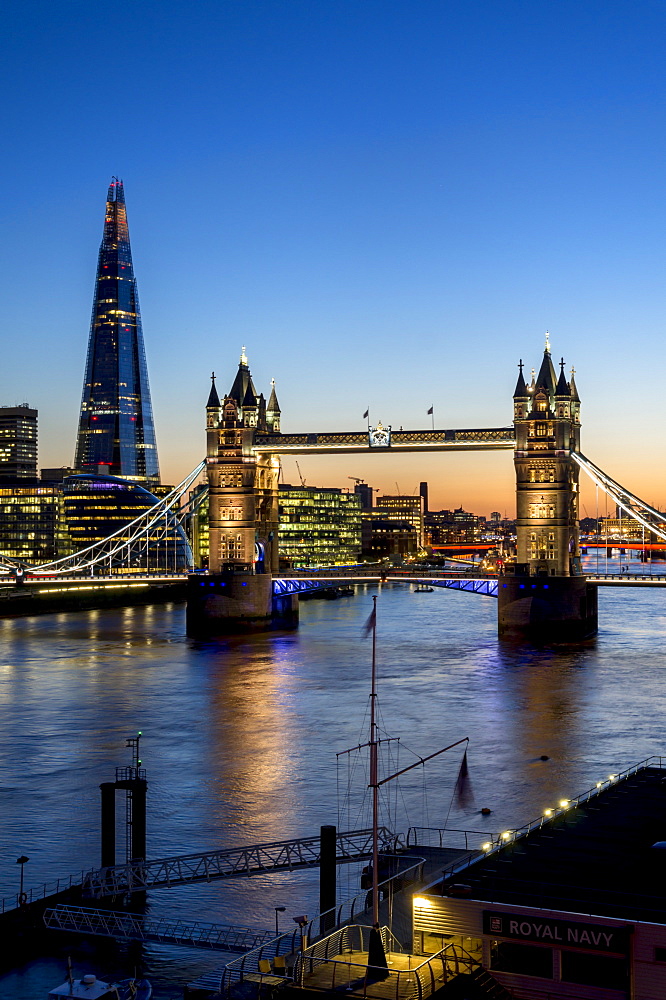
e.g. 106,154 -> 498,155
16,855 -> 29,905
274,905 -> 286,936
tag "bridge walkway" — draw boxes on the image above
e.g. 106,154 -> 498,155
43,904 -> 275,954
82,827 -> 392,897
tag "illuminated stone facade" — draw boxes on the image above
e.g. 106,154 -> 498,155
513,346 -> 582,577
205,353 -> 280,575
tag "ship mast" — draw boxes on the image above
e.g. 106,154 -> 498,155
369,595 -> 380,925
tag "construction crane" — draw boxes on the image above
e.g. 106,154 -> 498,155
296,461 -> 307,487
348,477 -> 365,485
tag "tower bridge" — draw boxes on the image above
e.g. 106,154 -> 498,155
187,343 -> 666,641
2,343 -> 665,640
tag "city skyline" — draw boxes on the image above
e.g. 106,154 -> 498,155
2,1 -> 665,514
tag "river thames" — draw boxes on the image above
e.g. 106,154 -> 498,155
1,571 -> 665,996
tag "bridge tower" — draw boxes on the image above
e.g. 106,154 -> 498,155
498,341 -> 597,640
187,351 -> 285,634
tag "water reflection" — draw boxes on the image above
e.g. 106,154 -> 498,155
0,578 -> 664,996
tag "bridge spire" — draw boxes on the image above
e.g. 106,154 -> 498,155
570,366 -> 580,401
207,371 -> 220,408
267,378 -> 281,432
535,343 -> 557,395
513,359 -> 528,398
555,357 -> 570,396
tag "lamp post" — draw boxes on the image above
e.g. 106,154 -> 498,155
274,905 -> 286,936
16,855 -> 29,905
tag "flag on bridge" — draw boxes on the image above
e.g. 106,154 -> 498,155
363,409 -> 369,420
427,406 -> 434,415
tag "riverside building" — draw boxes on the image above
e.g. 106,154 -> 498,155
278,485 -> 362,567
0,481 -> 70,564
412,760 -> 666,998
0,405 -> 38,480
62,474 -> 190,572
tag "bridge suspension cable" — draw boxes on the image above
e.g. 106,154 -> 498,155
23,460 -> 207,577
572,452 -> 666,543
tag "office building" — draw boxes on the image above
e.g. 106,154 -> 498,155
365,519 -> 417,560
373,495 -> 424,547
62,475 -> 190,572
278,485 -> 361,567
74,179 -> 160,486
0,405 -> 38,480
353,481 -> 374,510
0,481 -> 70,564
425,507 -> 479,544
597,516 -> 649,539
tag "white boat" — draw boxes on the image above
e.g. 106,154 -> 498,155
48,974 -> 152,1000
48,975 -> 119,1000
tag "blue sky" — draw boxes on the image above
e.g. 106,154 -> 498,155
2,0 -> 665,513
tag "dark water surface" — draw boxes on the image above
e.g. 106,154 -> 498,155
1,577 -> 665,996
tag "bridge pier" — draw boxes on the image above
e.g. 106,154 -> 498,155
498,573 -> 597,642
187,574 -> 301,634
187,572 -> 273,633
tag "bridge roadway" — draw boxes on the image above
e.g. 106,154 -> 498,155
278,569 -> 666,589
4,568 -> 666,592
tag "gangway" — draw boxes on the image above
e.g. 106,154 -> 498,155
82,827 -> 394,897
43,904 -> 274,954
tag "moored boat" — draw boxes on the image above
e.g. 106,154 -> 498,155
48,974 -> 119,1000
48,974 -> 152,1000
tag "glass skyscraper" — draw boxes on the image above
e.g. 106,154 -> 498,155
74,179 -> 160,485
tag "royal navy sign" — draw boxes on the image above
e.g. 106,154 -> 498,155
483,911 -> 631,954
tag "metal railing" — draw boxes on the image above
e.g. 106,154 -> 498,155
0,870 -> 85,914
220,856 -> 427,995
82,827 -> 395,897
43,904 -> 274,954
439,756 -> 666,883
294,925 -> 480,1000
406,828 -> 499,851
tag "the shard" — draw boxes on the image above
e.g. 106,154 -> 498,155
74,178 -> 160,485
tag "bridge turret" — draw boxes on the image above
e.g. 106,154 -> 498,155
513,360 -> 529,421
188,353 -> 283,634
501,341 -> 597,640
513,343 -> 582,579
266,379 -> 281,432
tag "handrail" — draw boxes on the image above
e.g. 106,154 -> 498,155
294,929 -> 480,999
406,827 -> 499,851
221,856 -> 427,994
439,756 -> 666,883
0,870 -> 86,914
